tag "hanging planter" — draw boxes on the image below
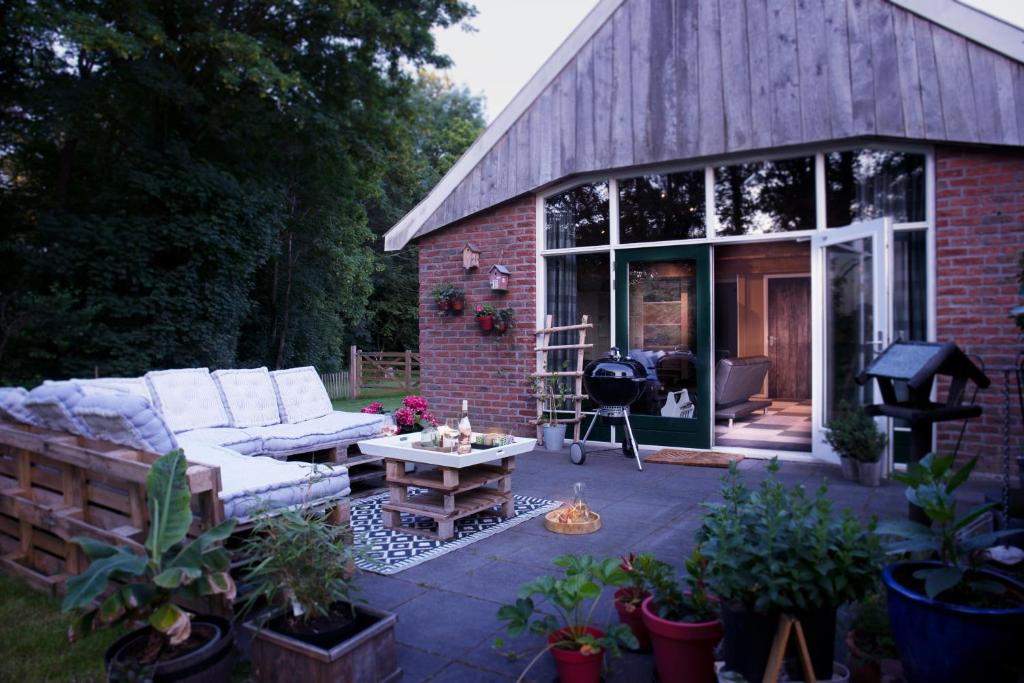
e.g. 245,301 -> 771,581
493,308 -> 516,336
475,304 -> 495,334
431,283 -> 464,315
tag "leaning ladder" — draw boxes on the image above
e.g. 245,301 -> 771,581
534,314 -> 593,444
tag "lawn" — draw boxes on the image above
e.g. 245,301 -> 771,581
331,391 -> 405,413
0,574 -> 124,681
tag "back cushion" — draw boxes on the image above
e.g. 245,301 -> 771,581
145,368 -> 230,433
23,381 -> 121,436
211,368 -> 281,428
73,392 -> 178,454
269,367 -> 332,424
0,387 -> 41,426
75,377 -> 152,402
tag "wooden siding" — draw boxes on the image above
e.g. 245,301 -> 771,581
411,0 -> 1024,242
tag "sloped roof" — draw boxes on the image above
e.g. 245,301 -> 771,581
385,0 -> 1024,251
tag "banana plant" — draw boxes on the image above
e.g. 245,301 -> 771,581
62,449 -> 237,662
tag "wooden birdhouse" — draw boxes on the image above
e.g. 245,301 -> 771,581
462,244 -> 481,271
489,264 -> 511,292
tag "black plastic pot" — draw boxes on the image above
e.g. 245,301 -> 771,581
104,615 -> 235,683
722,602 -> 837,683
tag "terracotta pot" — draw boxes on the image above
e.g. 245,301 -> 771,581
642,596 -> 722,683
477,315 -> 493,333
437,299 -> 450,311
846,631 -> 881,683
493,318 -> 508,334
451,298 -> 464,312
613,588 -> 651,651
547,627 -> 605,683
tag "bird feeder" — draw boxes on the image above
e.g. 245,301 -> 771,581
489,264 -> 510,292
462,244 -> 480,271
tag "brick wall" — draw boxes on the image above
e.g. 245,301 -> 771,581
935,147 -> 1024,474
417,194 -> 538,435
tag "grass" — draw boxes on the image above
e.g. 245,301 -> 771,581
331,391 -> 405,413
0,574 -> 124,681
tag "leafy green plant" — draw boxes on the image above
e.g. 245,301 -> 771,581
495,307 -> 516,327
636,548 -> 718,623
529,361 -> 571,426
431,282 -> 456,303
700,460 -> 881,613
61,450 -> 237,663
825,402 -> 888,463
474,303 -> 496,317
238,506 -> 358,628
849,583 -> 898,662
496,555 -> 638,681
877,453 -> 1019,601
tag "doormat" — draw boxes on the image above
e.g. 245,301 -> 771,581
644,449 -> 744,468
351,488 -> 561,575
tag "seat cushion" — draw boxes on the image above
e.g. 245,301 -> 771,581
176,427 -> 263,456
211,368 -> 280,428
145,368 -> 230,433
0,387 -> 41,426
247,411 -> 385,455
73,392 -> 178,454
269,367 -> 332,424
23,381 -> 124,437
182,445 -> 350,521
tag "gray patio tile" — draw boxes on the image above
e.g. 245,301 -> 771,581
395,590 -> 504,656
426,661 -> 514,682
396,644 -> 451,682
356,573 -> 428,611
447,557 -> 554,604
461,625 -> 559,681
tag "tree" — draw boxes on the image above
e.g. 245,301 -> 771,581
0,0 -> 475,383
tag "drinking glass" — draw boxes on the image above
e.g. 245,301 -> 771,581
380,413 -> 398,436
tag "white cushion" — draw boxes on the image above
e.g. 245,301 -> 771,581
176,427 -> 262,456
23,381 -> 124,436
0,387 -> 41,426
211,368 -> 280,428
247,411 -> 385,454
73,392 -> 178,454
269,367 -> 332,424
74,377 -> 152,402
145,368 -> 230,433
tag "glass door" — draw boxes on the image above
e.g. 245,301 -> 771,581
810,218 -> 893,464
614,245 -> 711,448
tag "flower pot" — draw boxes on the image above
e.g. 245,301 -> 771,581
547,626 -> 605,683
437,299 -> 450,312
493,319 -> 508,335
246,603 -> 400,683
846,631 -> 882,683
857,460 -> 883,487
641,596 -> 722,683
613,588 -> 651,651
542,423 -> 566,451
840,456 -> 858,481
721,603 -> 837,683
104,615 -> 235,683
783,605 -> 837,681
451,298 -> 465,313
882,561 -> 1024,683
477,315 -> 494,333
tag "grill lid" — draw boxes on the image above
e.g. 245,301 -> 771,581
584,347 -> 648,407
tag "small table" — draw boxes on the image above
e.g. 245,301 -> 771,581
358,432 -> 537,540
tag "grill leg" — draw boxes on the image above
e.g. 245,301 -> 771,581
622,416 -> 643,472
579,414 -> 598,445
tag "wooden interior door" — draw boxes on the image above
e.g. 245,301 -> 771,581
767,276 -> 811,400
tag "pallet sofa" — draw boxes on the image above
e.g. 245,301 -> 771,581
0,366 -> 384,595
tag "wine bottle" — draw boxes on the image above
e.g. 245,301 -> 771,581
457,399 -> 472,453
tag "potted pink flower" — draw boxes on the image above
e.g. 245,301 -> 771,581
392,395 -> 437,433
475,304 -> 495,333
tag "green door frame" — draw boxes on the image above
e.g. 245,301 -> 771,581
614,245 -> 711,449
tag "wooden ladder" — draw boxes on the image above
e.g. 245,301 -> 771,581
534,314 -> 593,444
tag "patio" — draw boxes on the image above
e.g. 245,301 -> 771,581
351,447 -> 986,682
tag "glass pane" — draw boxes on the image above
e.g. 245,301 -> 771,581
627,260 -> 699,419
714,280 -> 738,362
545,253 -> 610,369
714,156 -> 815,236
619,171 -> 706,242
893,230 -> 928,342
825,237 -> 875,421
825,149 -> 925,226
544,182 -> 610,249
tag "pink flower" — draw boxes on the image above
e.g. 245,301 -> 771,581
394,406 -> 417,428
403,395 -> 429,412
475,304 -> 482,314
420,411 -> 438,427
361,401 -> 383,414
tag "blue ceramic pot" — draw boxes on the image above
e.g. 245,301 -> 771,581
882,561 -> 1024,683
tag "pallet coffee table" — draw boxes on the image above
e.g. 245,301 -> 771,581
358,432 -> 536,540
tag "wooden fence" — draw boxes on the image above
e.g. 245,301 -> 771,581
319,370 -> 353,400
348,347 -> 420,398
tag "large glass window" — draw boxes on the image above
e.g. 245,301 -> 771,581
544,182 -> 609,249
714,156 -> 815,236
618,170 -> 706,243
545,253 -> 610,365
825,149 -> 925,226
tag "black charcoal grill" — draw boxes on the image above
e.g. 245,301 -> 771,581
570,347 -> 647,471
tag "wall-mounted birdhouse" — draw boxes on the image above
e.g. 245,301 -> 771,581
489,264 -> 511,292
462,244 -> 481,271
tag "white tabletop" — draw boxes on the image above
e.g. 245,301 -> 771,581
358,432 -> 537,468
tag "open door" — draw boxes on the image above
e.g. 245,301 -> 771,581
810,218 -> 893,465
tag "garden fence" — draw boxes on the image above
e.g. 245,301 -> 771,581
347,346 -> 420,398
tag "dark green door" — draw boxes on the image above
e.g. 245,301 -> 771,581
614,245 -> 711,449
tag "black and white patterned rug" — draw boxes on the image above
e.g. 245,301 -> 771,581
352,488 -> 561,575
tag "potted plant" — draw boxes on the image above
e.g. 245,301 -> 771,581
475,303 -> 496,333
431,282 -> 454,312
238,505 -> 400,683
639,548 -> 722,683
392,394 -> 438,434
700,460 -> 881,683
496,554 -> 637,683
530,372 -> 568,451
613,553 -> 654,651
825,403 -> 888,485
493,307 -> 516,335
61,449 -> 238,682
846,583 -> 900,683
877,453 -> 1024,683
449,286 -> 466,312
